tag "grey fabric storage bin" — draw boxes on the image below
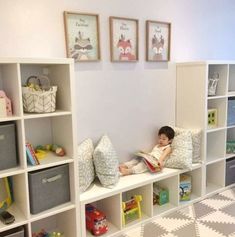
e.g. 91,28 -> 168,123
0,226 -> 24,237
0,122 -> 18,171
226,157 -> 235,186
28,164 -> 70,214
227,98 -> 235,126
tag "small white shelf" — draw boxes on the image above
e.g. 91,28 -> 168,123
23,110 -> 72,119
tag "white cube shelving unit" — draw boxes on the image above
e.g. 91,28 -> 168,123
0,58 -> 79,237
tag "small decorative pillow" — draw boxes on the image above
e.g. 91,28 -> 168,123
78,139 -> 95,193
165,131 -> 193,170
93,135 -> 119,188
174,127 -> 202,163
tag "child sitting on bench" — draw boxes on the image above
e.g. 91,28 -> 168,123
119,126 -> 175,175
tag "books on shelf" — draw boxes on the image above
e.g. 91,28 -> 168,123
135,151 -> 161,173
26,142 -> 40,165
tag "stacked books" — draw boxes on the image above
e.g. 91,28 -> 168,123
26,142 -> 40,165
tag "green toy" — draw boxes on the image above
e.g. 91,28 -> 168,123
227,141 -> 235,154
153,184 -> 169,205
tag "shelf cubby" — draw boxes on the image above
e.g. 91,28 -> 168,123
206,161 -> 225,194
179,168 -> 202,206
122,184 -> 152,227
31,209 -> 77,237
208,64 -> 228,96
24,115 -> 74,168
0,63 -> 22,118
228,64 -> 235,94
0,174 -> 28,232
20,64 -> 72,113
83,194 -> 121,237
206,129 -> 226,163
207,97 -> 227,129
152,175 -> 178,215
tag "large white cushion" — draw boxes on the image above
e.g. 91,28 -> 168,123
164,131 -> 193,170
93,135 -> 119,188
174,127 -> 202,163
78,139 -> 95,192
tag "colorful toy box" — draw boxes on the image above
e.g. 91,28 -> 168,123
122,195 -> 142,226
153,184 -> 169,205
179,174 -> 192,201
227,141 -> 235,154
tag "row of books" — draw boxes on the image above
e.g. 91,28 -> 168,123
26,142 -> 40,165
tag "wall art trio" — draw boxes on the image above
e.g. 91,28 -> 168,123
64,11 -> 171,63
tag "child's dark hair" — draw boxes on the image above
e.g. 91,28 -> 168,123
158,126 -> 175,140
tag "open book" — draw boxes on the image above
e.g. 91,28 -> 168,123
135,151 -> 161,173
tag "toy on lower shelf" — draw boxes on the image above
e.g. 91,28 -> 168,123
35,144 -> 66,159
122,195 -> 142,226
208,109 -> 218,129
179,174 -> 192,201
227,141 -> 235,154
153,184 -> 169,205
85,204 -> 108,236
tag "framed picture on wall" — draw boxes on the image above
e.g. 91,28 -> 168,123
109,16 -> 138,62
64,11 -> 101,62
146,20 -> 171,62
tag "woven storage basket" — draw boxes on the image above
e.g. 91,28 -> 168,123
22,75 -> 57,113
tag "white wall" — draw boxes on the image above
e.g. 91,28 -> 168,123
0,0 -> 235,161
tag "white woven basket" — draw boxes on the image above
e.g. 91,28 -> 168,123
22,76 -> 57,113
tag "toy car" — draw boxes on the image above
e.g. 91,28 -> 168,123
85,204 -> 108,236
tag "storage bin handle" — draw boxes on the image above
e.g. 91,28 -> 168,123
42,174 -> 62,183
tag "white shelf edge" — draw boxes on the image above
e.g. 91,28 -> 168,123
206,157 -> 225,165
23,110 -> 72,119
206,126 -> 226,133
0,167 -> 25,178
0,116 -> 22,122
29,202 -> 76,222
207,95 -> 227,100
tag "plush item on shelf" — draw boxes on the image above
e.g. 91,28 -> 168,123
93,135 -> 119,188
0,90 -> 12,116
174,127 -> 202,163
77,139 -> 95,192
165,131 -> 193,170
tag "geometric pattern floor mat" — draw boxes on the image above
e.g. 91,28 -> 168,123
119,187 -> 235,237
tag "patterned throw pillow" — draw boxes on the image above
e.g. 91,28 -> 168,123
93,135 -> 119,188
174,127 -> 202,163
164,131 -> 193,170
78,139 -> 95,193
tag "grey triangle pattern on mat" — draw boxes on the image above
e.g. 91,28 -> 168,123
193,202 -> 215,219
118,187 -> 235,237
165,210 -> 194,220
200,220 -> 235,236
210,193 -> 234,201
172,221 -> 198,237
143,222 -> 168,237
220,202 -> 235,217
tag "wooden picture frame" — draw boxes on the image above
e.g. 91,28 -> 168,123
146,20 -> 171,62
0,178 -> 12,212
109,16 -> 138,62
64,11 -> 101,62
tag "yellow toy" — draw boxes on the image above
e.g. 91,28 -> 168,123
208,109 -> 217,128
0,178 -> 12,212
122,195 -> 142,226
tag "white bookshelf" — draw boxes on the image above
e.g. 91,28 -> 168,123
80,164 -> 203,237
0,58 -> 79,237
176,61 -> 235,197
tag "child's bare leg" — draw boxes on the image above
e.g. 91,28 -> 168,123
132,160 -> 148,174
119,158 -> 139,170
